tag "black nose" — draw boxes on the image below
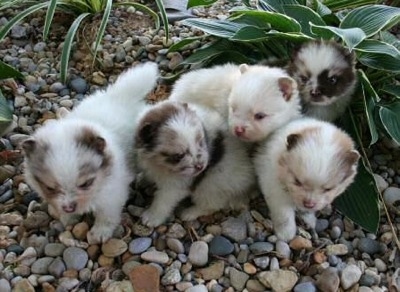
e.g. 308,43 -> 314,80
310,89 -> 322,101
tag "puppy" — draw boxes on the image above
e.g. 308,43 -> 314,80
169,64 -> 301,142
135,100 -> 255,227
288,40 -> 357,122
22,62 -> 158,243
254,117 -> 360,241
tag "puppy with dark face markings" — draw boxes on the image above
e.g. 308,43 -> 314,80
22,62 -> 158,244
254,117 -> 360,242
288,40 -> 357,122
169,64 -> 301,142
136,100 -> 256,227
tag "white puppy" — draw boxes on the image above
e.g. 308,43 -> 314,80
22,62 -> 158,243
169,64 -> 301,142
254,117 -> 360,241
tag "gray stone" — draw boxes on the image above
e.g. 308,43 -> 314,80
161,268 -> 181,285
253,256 -> 269,269
230,267 -> 249,291
221,217 -> 247,242
48,257 -> 66,277
293,282 -> 317,292
185,284 -> 207,292
140,250 -> 169,264
129,237 -> 152,254
209,235 -> 234,256
249,242 -> 274,255
0,279 -> 10,292
276,240 -> 291,258
69,77 -> 88,94
166,223 -> 187,238
383,187 -> 400,207
33,42 -> 46,52
270,257 -> 279,270
188,241 -> 208,267
45,243 -> 66,257
316,267 -> 340,292
341,264 -> 362,289
31,257 -> 54,274
138,36 -> 152,46
166,238 -> 185,254
373,174 -> 388,192
358,238 -> 382,255
258,269 -> 298,291
63,247 -> 88,270
49,82 -> 66,93
359,274 -> 376,287
315,219 -> 329,233
11,25 -> 27,39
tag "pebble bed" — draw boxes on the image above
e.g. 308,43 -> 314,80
0,1 -> 399,291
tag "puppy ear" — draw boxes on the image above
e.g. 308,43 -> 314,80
137,122 -> 158,150
278,77 -> 297,101
21,138 -> 37,157
56,107 -> 70,119
286,133 -> 301,151
78,128 -> 106,154
344,150 -> 360,167
239,63 -> 249,74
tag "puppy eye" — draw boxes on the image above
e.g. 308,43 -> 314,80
254,112 -> 267,120
323,187 -> 333,192
328,76 -> 337,84
78,178 -> 95,190
294,178 -> 303,187
45,185 -> 57,193
300,75 -> 309,83
170,153 -> 185,163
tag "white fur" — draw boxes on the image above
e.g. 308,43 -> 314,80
254,117 -> 359,241
138,101 -> 255,226
170,64 -> 301,142
23,62 -> 158,243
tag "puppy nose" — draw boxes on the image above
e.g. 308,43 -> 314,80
195,163 -> 204,171
62,202 -> 77,213
234,126 -> 246,137
303,199 -> 316,209
310,89 -> 322,100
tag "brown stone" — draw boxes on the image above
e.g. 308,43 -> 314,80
98,255 -> 114,267
196,260 -> 224,281
42,282 -> 56,292
289,236 -> 313,251
72,222 -> 89,240
129,264 -> 160,292
313,250 -> 327,264
63,269 -> 78,278
87,245 -> 100,261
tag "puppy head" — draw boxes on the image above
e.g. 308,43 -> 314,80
228,65 -> 301,142
277,123 -> 359,212
136,101 -> 209,177
22,122 -> 112,215
288,40 -> 357,106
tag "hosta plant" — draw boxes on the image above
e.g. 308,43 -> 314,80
169,0 -> 400,233
0,0 -> 168,83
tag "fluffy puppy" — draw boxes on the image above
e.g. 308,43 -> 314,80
254,117 -> 360,241
22,62 -> 158,243
135,100 -> 255,227
169,64 -> 301,142
288,40 -> 357,122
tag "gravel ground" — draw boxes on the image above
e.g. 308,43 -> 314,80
0,1 -> 399,291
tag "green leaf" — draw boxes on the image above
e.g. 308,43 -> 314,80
155,0 -> 169,40
280,4 -> 326,37
381,84 -> 400,99
334,159 -> 379,234
117,2 -> 160,30
181,18 -> 246,38
230,10 -> 301,32
310,23 -> 366,49
379,102 -> 400,144
0,60 -> 23,80
313,0 -> 332,17
355,40 -> 400,73
358,70 -> 379,145
0,2 -> 49,40
60,12 -> 91,83
322,0 -> 380,11
168,36 -> 204,53
340,5 -> 400,37
257,0 -> 300,13
379,31 -> 400,51
0,90 -> 13,136
91,0 -> 112,67
43,0 -> 59,40
231,28 -> 311,42
187,0 -> 218,8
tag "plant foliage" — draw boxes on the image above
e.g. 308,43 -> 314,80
0,0 -> 169,83
171,0 -> 400,233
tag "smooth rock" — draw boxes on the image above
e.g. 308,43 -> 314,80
341,264 -> 362,289
0,279 -> 10,292
48,256 -> 66,277
196,260 -> 224,281
161,268 -> 182,285
316,267 -> 340,292
105,280 -> 134,292
188,241 -> 208,267
373,174 -> 388,192
31,257 -> 54,274
166,223 -> 187,238
326,244 -> 349,256
69,77 -> 88,94
12,278 -> 35,292
254,256 -> 270,269
141,250 -> 169,264
166,237 -> 185,254
258,269 -> 298,291
230,267 -> 249,291
44,243 -> 66,257
209,235 -> 234,256
289,236 -> 313,250
276,240 -> 291,258
249,242 -> 274,255
246,279 -> 265,292
315,219 -> 329,233
358,238 -> 382,255
129,264 -> 160,291
18,246 -> 37,266
102,238 -> 128,257
185,284 -> 207,292
71,222 -> 89,240
63,247 -> 88,270
221,217 -> 247,242
293,282 -> 317,292
383,187 -> 400,207
129,237 -> 152,254
22,211 -> 51,230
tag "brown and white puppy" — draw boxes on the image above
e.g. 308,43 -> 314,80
22,62 -> 158,243
169,64 -> 302,142
136,100 -> 255,227
288,40 -> 357,122
254,117 -> 360,241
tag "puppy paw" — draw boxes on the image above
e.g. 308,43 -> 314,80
87,224 -> 114,244
141,209 -> 167,227
275,223 -> 297,242
180,207 -> 204,221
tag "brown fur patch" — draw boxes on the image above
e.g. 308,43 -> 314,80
278,77 -> 296,101
77,127 -> 106,154
286,127 -> 320,151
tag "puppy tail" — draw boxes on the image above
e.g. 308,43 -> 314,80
107,62 -> 159,104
